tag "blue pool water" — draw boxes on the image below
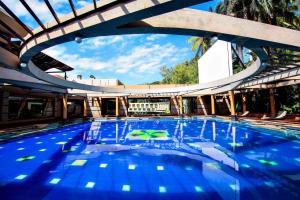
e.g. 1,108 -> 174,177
0,118 -> 300,200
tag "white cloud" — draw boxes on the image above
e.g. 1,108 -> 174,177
146,34 -> 167,41
79,35 -> 142,52
80,35 -> 124,49
43,40 -> 188,82
77,0 -> 90,7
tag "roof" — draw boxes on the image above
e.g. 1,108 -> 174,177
32,52 -> 73,72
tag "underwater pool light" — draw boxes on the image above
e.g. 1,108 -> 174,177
264,181 -> 275,187
128,164 -> 136,170
241,164 -> 250,168
294,158 -> 300,162
122,185 -> 130,192
15,174 -> 27,180
159,186 -> 167,193
258,159 -> 278,166
50,178 -> 61,184
85,182 -> 95,188
56,141 -> 67,145
229,184 -> 239,191
71,160 -> 87,166
99,163 -> 108,168
16,155 -> 35,162
39,149 -> 47,152
194,186 -> 203,192
157,166 -> 164,171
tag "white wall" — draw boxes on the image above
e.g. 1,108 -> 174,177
198,40 -> 232,84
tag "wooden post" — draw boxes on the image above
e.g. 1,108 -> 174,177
269,88 -> 276,116
229,91 -> 236,116
1,91 -> 9,121
63,94 -> 68,120
83,97 -> 87,117
210,95 -> 215,116
179,95 -> 183,115
242,93 -> 247,113
199,96 -> 207,115
115,96 -> 119,117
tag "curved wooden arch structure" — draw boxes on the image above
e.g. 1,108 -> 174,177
8,0 -> 300,95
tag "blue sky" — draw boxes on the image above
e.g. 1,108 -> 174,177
5,0 -> 220,84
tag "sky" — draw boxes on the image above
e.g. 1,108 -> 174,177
4,0 -> 220,84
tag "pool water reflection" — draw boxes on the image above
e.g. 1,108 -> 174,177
0,118 -> 299,200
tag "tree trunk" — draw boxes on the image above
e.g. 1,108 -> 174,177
236,42 -> 244,62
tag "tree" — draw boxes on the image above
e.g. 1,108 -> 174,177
208,1 -> 225,14
187,37 -> 211,59
223,0 -> 299,28
158,58 -> 199,84
160,66 -> 173,84
89,75 -> 96,79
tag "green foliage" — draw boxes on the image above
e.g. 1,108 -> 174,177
187,37 -> 212,59
223,0 -> 299,28
160,58 -> 198,84
282,103 -> 300,114
277,85 -> 300,114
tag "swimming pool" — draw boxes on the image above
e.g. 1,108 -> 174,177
0,118 -> 299,200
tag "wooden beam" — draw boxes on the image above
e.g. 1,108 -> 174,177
0,1 -> 33,35
20,0 -> 46,30
44,0 -> 60,24
68,0 -> 77,17
0,19 -> 25,41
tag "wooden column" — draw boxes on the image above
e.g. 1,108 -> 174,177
269,88 -> 276,116
62,94 -> 68,120
198,96 -> 207,115
1,91 -> 9,121
17,98 -> 27,118
115,96 -> 119,117
210,95 -> 215,116
229,91 -> 236,116
54,96 -> 60,118
83,97 -> 87,117
179,95 -> 183,115
242,93 -> 247,113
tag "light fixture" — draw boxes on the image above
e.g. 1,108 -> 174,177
20,62 -> 27,68
75,36 -> 82,43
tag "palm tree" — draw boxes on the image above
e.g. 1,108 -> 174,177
224,0 -> 299,61
89,75 -> 96,79
188,37 -> 211,59
208,1 -> 225,14
224,0 -> 299,27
